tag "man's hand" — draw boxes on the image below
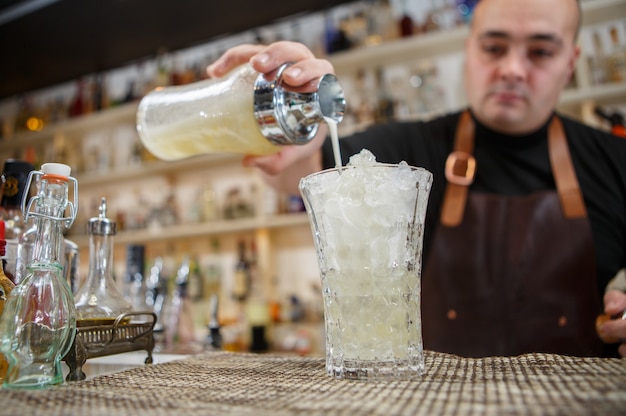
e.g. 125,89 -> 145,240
207,41 -> 333,193
597,290 -> 626,357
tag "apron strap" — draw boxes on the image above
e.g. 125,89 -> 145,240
548,116 -> 587,219
441,111 -> 476,227
440,111 -> 587,226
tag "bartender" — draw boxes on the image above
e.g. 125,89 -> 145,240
207,0 -> 626,357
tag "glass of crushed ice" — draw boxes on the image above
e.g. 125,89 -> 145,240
299,149 -> 432,380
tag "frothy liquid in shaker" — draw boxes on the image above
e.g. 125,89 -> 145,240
139,85 -> 281,160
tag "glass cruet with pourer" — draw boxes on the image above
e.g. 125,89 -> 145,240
0,163 -> 79,389
74,197 -> 132,326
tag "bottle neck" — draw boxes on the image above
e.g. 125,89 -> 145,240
87,233 -> 114,283
30,179 -> 69,266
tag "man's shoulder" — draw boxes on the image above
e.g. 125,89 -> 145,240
390,110 -> 462,139
559,113 -> 623,143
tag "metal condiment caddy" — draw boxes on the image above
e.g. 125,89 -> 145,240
63,197 -> 157,381
63,311 -> 157,381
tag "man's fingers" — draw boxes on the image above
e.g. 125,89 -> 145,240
604,290 -> 626,315
242,153 -> 289,176
207,44 -> 265,78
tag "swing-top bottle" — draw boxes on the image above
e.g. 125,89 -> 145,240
0,163 -> 78,389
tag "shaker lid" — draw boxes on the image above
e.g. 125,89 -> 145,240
88,197 -> 116,236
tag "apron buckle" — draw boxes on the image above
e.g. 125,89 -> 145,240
445,151 -> 476,186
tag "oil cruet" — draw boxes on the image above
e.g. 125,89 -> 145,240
0,163 -> 78,389
74,197 -> 132,326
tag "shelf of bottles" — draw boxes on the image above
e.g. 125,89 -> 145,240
1,0 -> 624,170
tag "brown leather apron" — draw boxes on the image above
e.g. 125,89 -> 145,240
422,111 -> 606,357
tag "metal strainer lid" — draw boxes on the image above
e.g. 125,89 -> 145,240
88,197 -> 116,236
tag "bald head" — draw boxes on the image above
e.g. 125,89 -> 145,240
463,0 -> 582,134
471,0 -> 581,42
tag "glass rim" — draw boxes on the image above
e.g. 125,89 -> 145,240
300,163 -> 433,182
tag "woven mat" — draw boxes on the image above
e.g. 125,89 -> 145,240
1,351 -> 625,416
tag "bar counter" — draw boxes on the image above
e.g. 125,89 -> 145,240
2,350 -> 625,415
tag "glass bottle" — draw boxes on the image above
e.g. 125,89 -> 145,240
245,241 -> 270,353
232,240 -> 251,302
136,62 -> 345,160
607,25 -> 626,83
0,162 -> 78,389
145,256 -> 166,333
164,256 -> 201,353
123,244 -> 147,311
74,198 -> 132,326
0,159 -> 34,282
0,220 -> 16,382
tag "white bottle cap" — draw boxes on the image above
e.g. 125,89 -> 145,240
41,163 -> 71,177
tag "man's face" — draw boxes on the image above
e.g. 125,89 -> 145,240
463,0 -> 580,134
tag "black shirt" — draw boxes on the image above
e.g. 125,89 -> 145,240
321,110 -> 626,294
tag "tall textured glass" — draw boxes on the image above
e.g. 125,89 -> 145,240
0,163 -> 78,389
299,154 -> 432,380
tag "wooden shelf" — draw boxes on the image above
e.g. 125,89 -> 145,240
76,153 -> 240,187
329,26 -> 469,73
0,102 -> 138,153
560,82 -> 626,108
69,213 -> 310,247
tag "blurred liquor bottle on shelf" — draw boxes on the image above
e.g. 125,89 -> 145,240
187,255 -> 204,303
145,256 -> 167,333
154,48 -> 172,88
13,96 -> 35,133
364,0 -> 398,45
607,25 -> 626,83
232,239 -> 251,302
74,198 -> 133,326
588,29 -> 608,86
164,256 -> 202,353
245,241 -> 270,352
205,294 -> 222,350
374,67 -> 395,124
428,0 -> 461,32
0,159 -> 34,282
204,238 -> 223,300
123,244 -> 147,311
324,13 -> 349,54
408,60 -> 447,116
398,0 -> 414,37
92,72 -> 108,112
68,78 -> 89,118
0,221 -> 15,382
189,183 -> 218,223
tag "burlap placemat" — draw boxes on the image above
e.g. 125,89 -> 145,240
1,351 -> 625,416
